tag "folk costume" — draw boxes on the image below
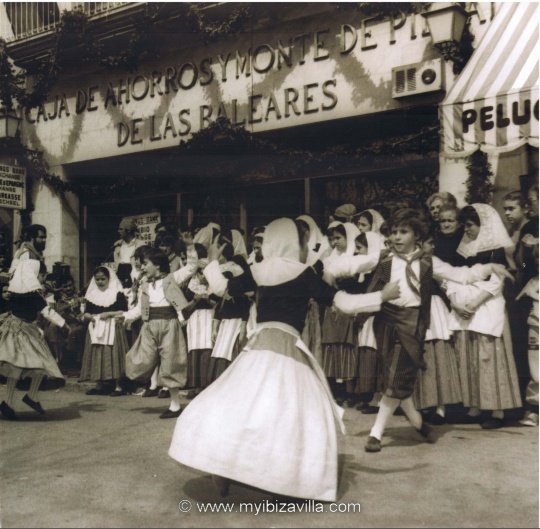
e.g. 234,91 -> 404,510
204,252 -> 255,382
335,249 -> 509,446
9,241 -> 44,273
123,274 -> 189,390
354,209 -> 386,235
321,222 -> 361,393
297,215 -> 331,366
0,261 -> 66,419
184,263 -> 216,391
169,218 -> 381,501
448,204 -> 522,422
79,268 -> 129,388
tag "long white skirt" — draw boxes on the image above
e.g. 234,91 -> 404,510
169,325 -> 340,502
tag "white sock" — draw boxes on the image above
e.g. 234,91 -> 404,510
169,391 -> 181,412
468,406 -> 481,417
370,395 -> 400,441
150,368 -> 159,390
436,406 -> 446,418
492,410 -> 504,420
400,396 -> 423,430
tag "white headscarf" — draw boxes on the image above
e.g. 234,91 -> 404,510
356,209 -> 385,234
9,260 -> 42,294
251,218 -> 309,287
297,214 -> 331,265
357,231 -> 386,283
231,229 -> 248,259
457,203 -> 514,259
364,231 -> 386,256
325,222 -> 360,263
85,266 -> 124,307
323,222 -> 361,285
194,223 -> 221,250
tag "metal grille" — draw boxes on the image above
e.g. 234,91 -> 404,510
395,70 -> 405,94
406,67 -> 417,91
3,2 -> 130,42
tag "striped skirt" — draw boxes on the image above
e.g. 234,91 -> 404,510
414,339 -> 462,410
455,327 -> 522,411
187,349 -> 212,389
355,346 -> 382,394
79,322 -> 129,382
322,344 -> 358,380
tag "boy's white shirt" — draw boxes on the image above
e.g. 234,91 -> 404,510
123,278 -> 184,323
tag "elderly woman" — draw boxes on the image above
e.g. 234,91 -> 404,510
426,192 -> 458,224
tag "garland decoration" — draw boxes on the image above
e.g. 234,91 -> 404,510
465,150 -> 494,204
1,117 -> 440,208
0,3 -> 253,109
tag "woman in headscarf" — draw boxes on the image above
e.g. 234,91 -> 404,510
354,209 -> 386,236
79,265 -> 129,396
297,215 -> 331,366
0,260 -> 67,420
169,218 -> 386,501
447,203 -> 522,429
413,230 -> 463,425
321,222 -> 361,405
193,222 -> 221,251
206,230 -> 255,383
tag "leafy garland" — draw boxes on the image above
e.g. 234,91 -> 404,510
465,150 -> 494,204
0,3 -> 253,111
2,117 -> 440,210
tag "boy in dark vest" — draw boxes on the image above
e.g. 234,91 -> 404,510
119,249 -> 189,418
335,209 -> 516,452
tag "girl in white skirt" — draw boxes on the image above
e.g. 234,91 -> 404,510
185,255 -> 216,395
206,232 -> 254,383
448,204 -> 522,429
0,260 -> 67,420
169,218 -> 386,501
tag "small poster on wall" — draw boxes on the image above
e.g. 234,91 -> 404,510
122,212 -> 161,244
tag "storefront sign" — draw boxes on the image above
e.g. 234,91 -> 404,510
22,4 -> 494,164
0,164 -> 26,210
123,213 -> 161,244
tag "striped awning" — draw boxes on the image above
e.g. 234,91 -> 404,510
440,2 -> 539,158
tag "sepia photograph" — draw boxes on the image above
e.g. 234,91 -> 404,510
0,1 -> 538,527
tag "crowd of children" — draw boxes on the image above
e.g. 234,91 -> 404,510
0,186 -> 538,500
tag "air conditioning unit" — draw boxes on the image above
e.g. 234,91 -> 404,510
392,59 -> 444,98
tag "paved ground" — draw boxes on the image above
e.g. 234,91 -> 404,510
1,377 -> 538,528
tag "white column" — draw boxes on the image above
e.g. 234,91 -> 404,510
438,155 -> 469,207
31,165 -> 80,287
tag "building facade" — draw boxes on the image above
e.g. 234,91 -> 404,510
0,2 -> 536,287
